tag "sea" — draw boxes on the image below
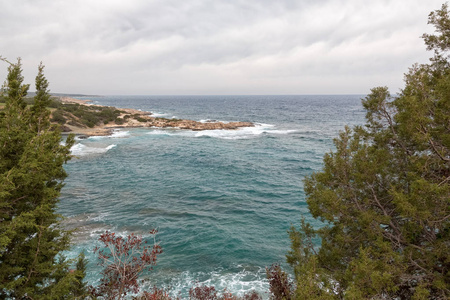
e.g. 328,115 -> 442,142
59,95 -> 366,298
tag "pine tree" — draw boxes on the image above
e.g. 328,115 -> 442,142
287,4 -> 450,299
73,252 -> 89,299
0,58 -> 78,298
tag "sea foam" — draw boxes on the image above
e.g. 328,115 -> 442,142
151,111 -> 169,117
146,266 -> 269,299
145,124 -> 297,140
87,130 -> 130,139
194,123 -> 296,140
110,130 -> 130,138
71,143 -> 116,156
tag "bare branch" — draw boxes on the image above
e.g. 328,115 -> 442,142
0,55 -> 13,65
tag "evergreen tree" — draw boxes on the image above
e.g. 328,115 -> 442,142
0,58 -> 78,298
288,4 -> 450,299
73,252 -> 89,299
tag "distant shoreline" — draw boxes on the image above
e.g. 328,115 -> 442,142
58,97 -> 254,137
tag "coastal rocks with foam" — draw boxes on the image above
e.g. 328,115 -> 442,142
106,118 -> 254,134
110,114 -> 254,131
58,97 -> 254,136
150,119 -> 254,131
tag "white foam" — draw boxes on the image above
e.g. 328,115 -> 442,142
151,112 -> 169,118
194,123 -> 282,140
70,143 -> 116,156
147,130 -> 173,136
145,124 -> 297,140
150,267 -> 269,299
146,129 -> 195,137
267,129 -> 298,135
88,130 -> 130,139
199,119 -> 228,124
110,130 -> 130,138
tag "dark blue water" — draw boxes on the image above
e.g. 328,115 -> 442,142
59,95 -> 365,297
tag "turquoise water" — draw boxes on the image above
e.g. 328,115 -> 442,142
59,95 -> 365,297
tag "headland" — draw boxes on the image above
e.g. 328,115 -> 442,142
56,97 -> 254,136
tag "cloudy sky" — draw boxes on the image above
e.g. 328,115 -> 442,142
0,0 -> 445,95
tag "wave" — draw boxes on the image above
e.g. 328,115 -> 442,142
61,213 -> 113,244
71,143 -> 116,156
145,124 -> 297,140
194,124 -> 297,140
268,129 -> 298,135
147,130 -> 173,136
88,130 -> 130,139
146,129 -> 195,138
151,111 -> 169,118
148,111 -> 180,120
110,130 -> 130,138
199,119 -> 230,124
146,266 -> 269,299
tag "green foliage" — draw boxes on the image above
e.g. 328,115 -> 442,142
0,58 -> 82,298
135,116 -> 148,122
53,102 -> 123,128
287,4 -> 450,299
154,117 -> 182,122
115,117 -> 125,125
48,97 -> 63,108
131,113 -> 149,122
73,252 -> 89,298
51,109 -> 67,124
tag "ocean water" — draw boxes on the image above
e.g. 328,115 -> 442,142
59,95 -> 365,297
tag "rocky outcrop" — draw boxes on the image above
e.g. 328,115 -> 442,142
144,119 -> 253,130
58,97 -> 254,136
110,117 -> 254,131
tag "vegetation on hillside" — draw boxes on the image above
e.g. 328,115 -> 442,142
50,103 -> 125,128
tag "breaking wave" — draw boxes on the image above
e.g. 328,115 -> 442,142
145,124 -> 297,140
70,143 -> 116,156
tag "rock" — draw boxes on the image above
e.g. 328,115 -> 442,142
54,98 -> 254,135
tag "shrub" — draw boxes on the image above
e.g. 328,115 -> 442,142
137,286 -> 178,300
115,117 -> 125,125
241,291 -> 262,300
50,109 -> 66,124
266,264 -> 293,300
135,116 -> 148,122
189,285 -> 218,300
90,230 -> 162,300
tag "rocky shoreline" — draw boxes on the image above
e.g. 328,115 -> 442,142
58,97 -> 254,136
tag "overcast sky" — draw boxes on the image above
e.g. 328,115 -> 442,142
0,0 -> 446,95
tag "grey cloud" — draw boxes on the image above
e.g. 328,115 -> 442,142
0,0 -> 445,94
